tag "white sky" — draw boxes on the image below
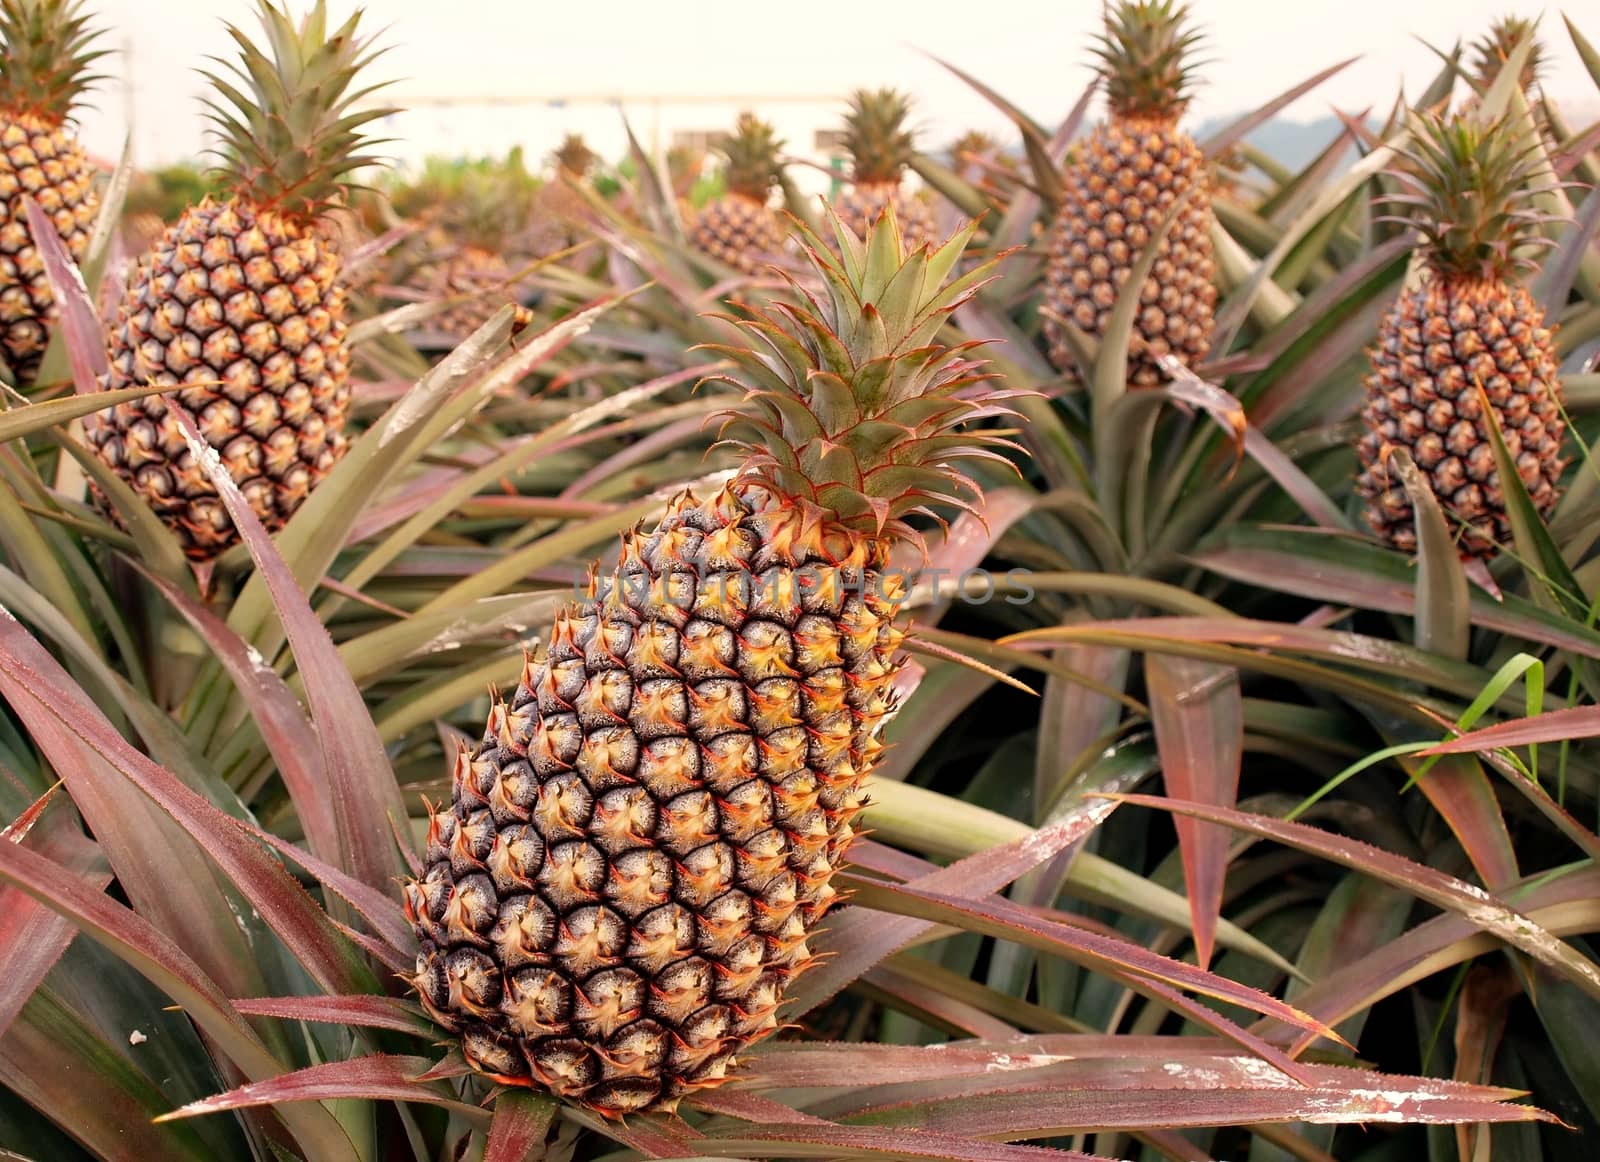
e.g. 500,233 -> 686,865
74,0 -> 1600,170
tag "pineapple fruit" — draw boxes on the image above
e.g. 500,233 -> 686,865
88,0 -> 392,561
424,153 -> 539,342
1042,0 -> 1216,387
1356,114 -> 1564,558
0,0 -> 103,383
689,113 -> 789,274
832,89 -> 937,251
404,209 -> 1015,1115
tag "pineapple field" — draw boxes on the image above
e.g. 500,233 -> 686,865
4,0 -> 1600,1159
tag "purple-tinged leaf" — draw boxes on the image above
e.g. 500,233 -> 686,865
485,1090 -> 559,1162
0,611 -> 376,997
1406,755 -> 1519,890
1534,150 -> 1600,316
1108,794 -> 1600,1006
230,994 -> 433,1035
0,791 -> 106,1039
1422,705 -> 1600,753
0,834 -> 356,1156
841,877 -> 1331,1067
826,1068 -> 1552,1137
0,992 -> 222,1162
789,800 -> 1120,1016
563,1106 -> 700,1158
1193,527 -> 1600,657
170,406 -> 410,890
21,197 -> 108,394
136,566 -> 335,859
1452,963 -> 1522,1161
1261,867 -> 1600,1037
1147,655 -> 1242,970
700,1125 -> 1116,1160
155,1054 -> 484,1125
255,828 -> 414,958
690,1087 -> 832,1125
1242,428 -> 1350,530
745,1035 -> 1247,1090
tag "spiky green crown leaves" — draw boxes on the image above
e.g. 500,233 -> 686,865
842,88 -> 917,186
1385,113 -> 1554,282
0,0 -> 106,123
1095,0 -> 1204,122
427,148 -> 538,248
1469,17 -> 1544,95
718,112 -> 785,200
705,208 -> 1024,545
201,0 -> 396,223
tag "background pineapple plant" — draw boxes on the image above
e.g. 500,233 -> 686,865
405,210 -> 1015,1114
1356,113 -> 1565,558
1041,0 -> 1216,387
419,150 -> 540,342
688,112 -> 790,273
87,0 -> 393,561
832,88 -> 938,251
0,0 -> 103,383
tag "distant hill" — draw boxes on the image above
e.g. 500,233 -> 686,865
1192,113 -> 1358,171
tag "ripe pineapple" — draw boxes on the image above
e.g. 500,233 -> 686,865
88,0 -> 392,561
1356,114 -> 1564,558
689,113 -> 789,274
832,89 -> 937,251
1042,0 -> 1216,387
404,209 -> 1016,1116
0,0 -> 103,383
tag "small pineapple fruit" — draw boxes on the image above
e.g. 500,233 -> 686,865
0,0 -> 104,383
1042,0 -> 1216,387
552,134 -> 598,184
404,209 -> 1017,1116
1356,114 -> 1564,558
88,0 -> 393,560
832,89 -> 937,251
689,113 -> 788,274
426,153 -> 539,342
948,129 -> 1020,212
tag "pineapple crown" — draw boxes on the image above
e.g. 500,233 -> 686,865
1468,16 -> 1545,95
439,149 -> 539,250
553,133 -> 598,179
717,112 -> 785,201
842,88 -> 917,186
0,0 -> 106,124
1384,113 -> 1555,282
704,208 -> 1024,549
1094,0 -> 1204,123
201,0 -> 397,223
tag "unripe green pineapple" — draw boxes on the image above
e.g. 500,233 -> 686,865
0,0 -> 104,383
88,0 -> 394,560
689,113 -> 789,274
404,210 -> 1018,1116
1042,0 -> 1216,387
1356,114 -> 1565,558
831,89 -> 937,252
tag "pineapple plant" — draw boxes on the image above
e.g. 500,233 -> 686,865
0,0 -> 104,383
422,153 -> 539,342
87,0 -> 393,561
688,113 -> 789,274
948,129 -> 1020,211
1459,16 -> 1556,150
832,89 -> 937,251
1041,0 -> 1216,387
404,208 -> 1016,1115
1356,114 -> 1564,559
